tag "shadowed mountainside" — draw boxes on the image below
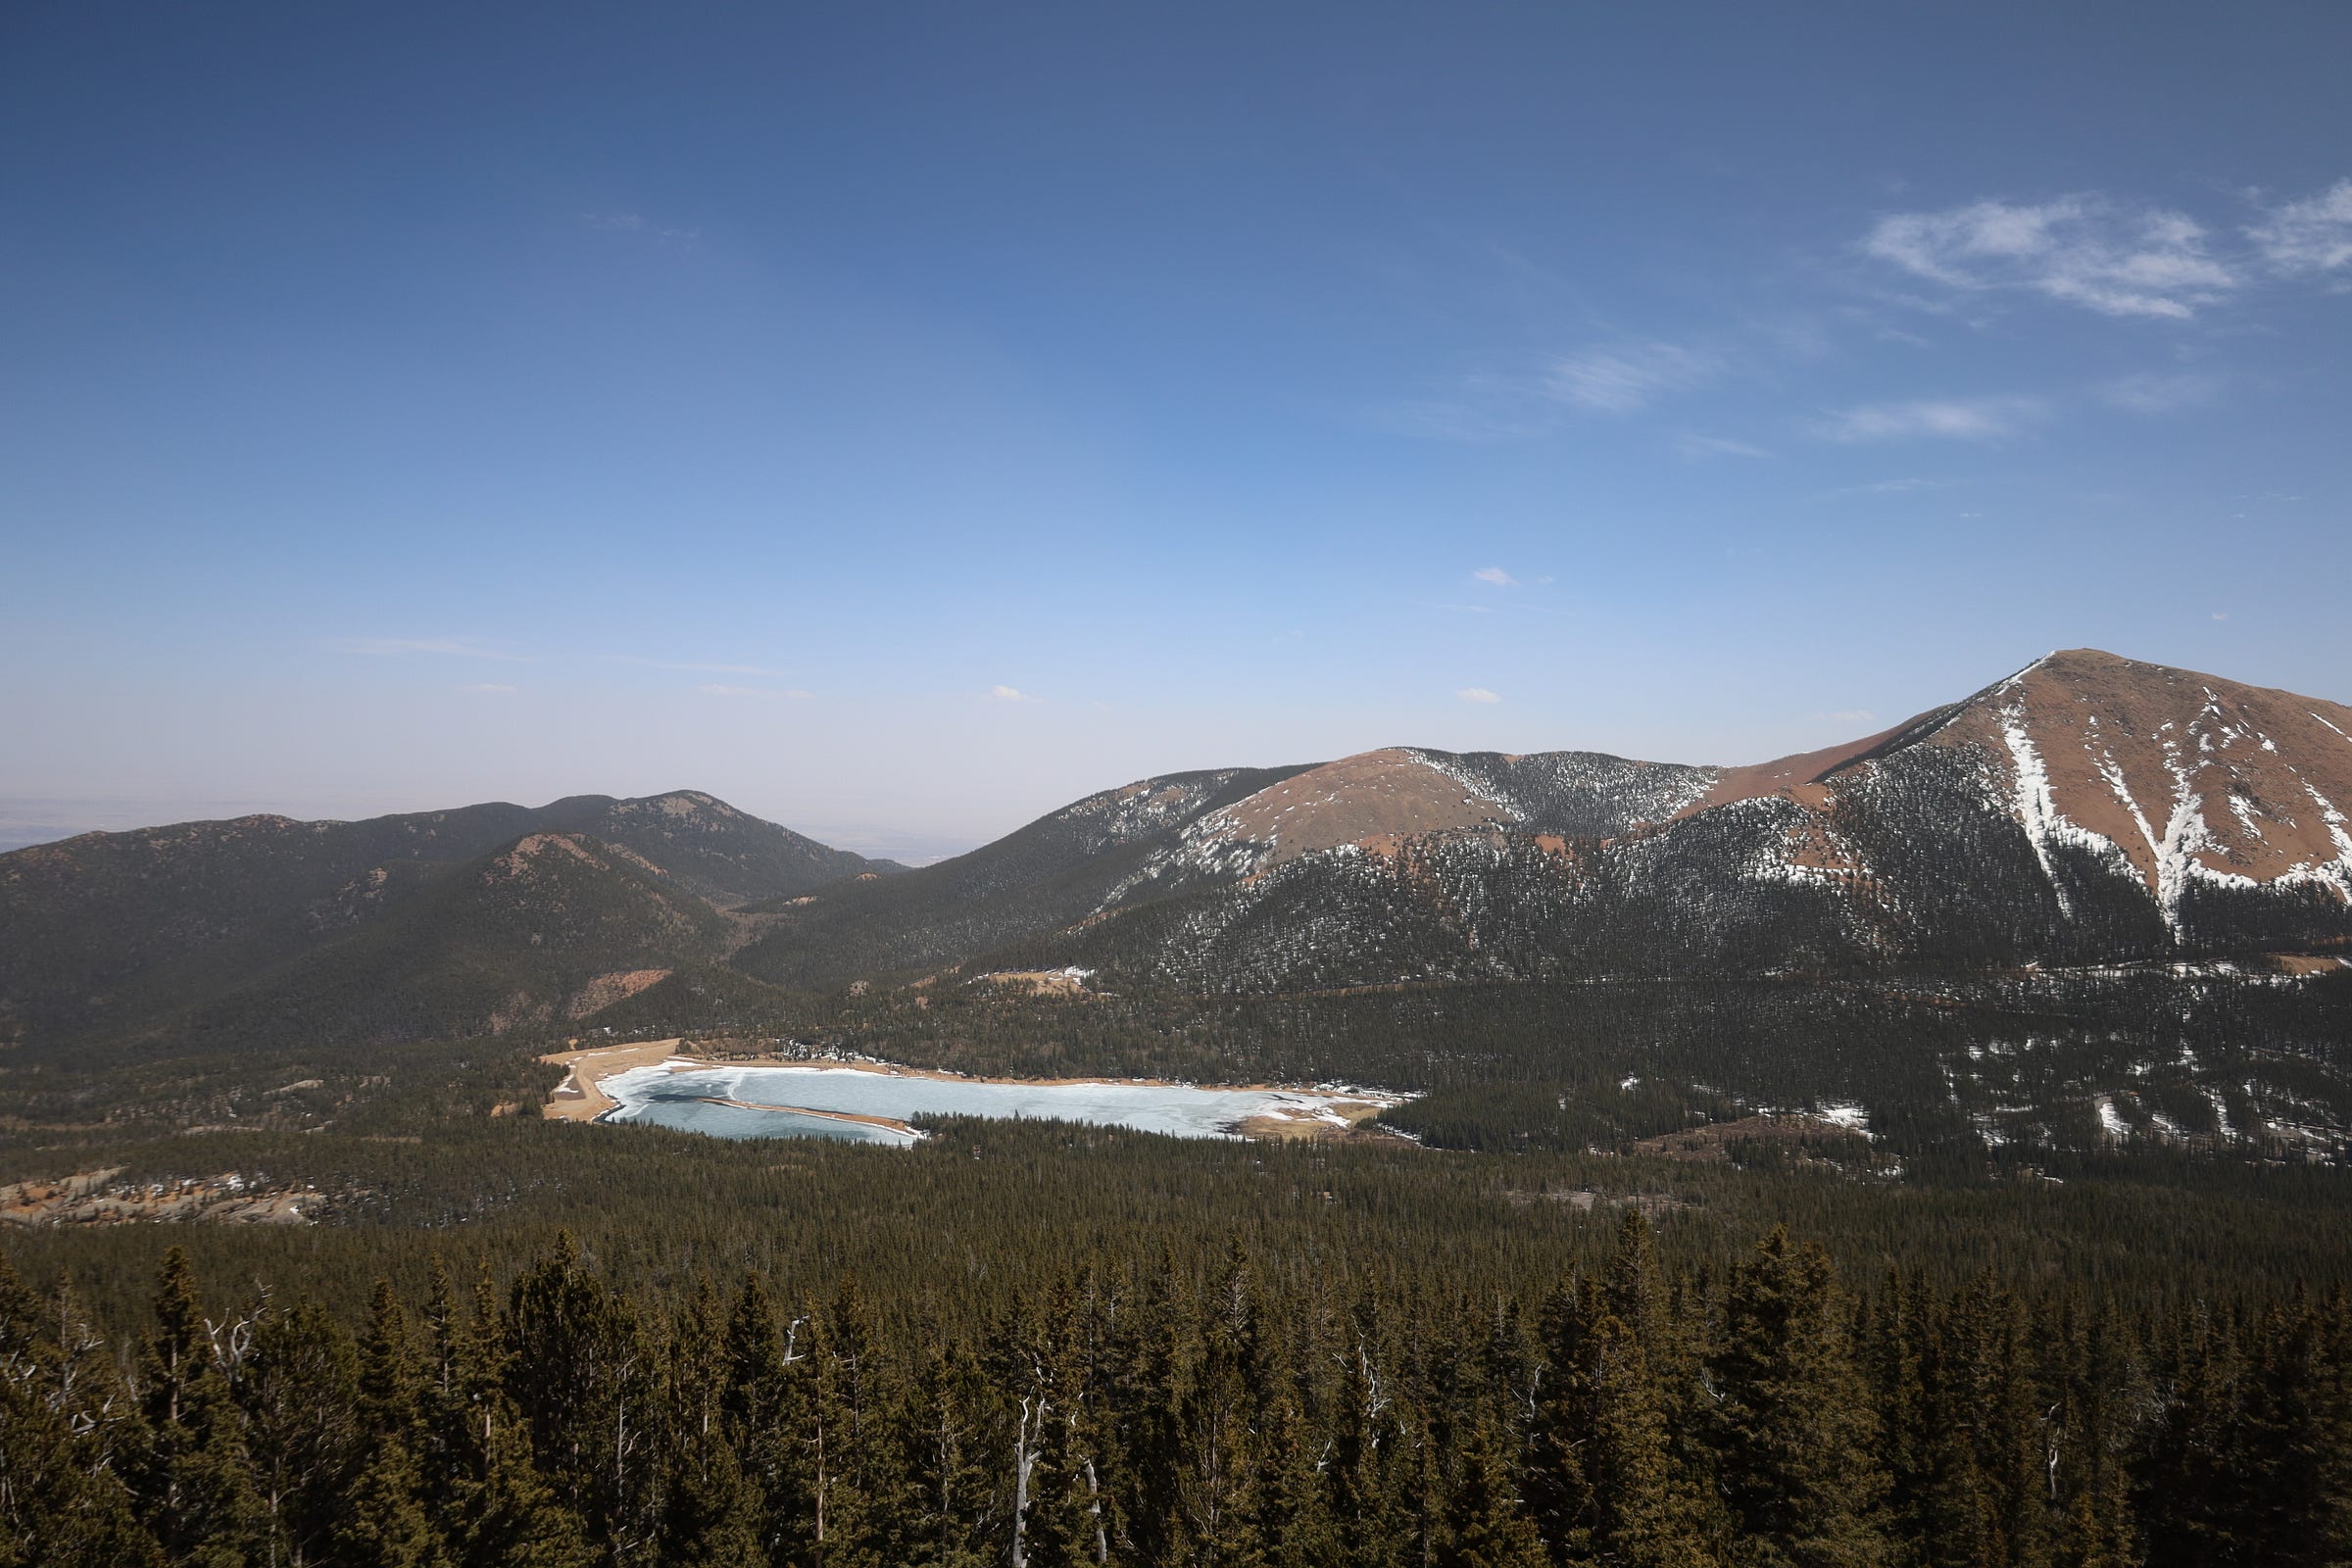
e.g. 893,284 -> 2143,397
0,790 -> 890,1051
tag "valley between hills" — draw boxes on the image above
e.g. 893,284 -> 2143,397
5,646 -> 2348,1168
11,645 -> 2352,1568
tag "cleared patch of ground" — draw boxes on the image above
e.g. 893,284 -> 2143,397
976,967 -> 1093,998
539,1038 -> 685,1121
1236,1099 -> 1398,1143
1,1168 -> 322,1227
565,967 -> 673,1017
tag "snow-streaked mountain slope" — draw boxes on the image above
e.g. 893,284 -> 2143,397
1112,746 -> 1715,889
1030,650 -> 2352,990
1911,649 -> 2352,918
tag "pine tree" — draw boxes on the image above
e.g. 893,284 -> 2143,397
1865,1271 -> 1933,1554
455,1417 -> 598,1568
505,1234 -> 661,1562
1438,1412 -> 1546,1568
1177,1242 -> 1272,1566
1585,1312 -> 1719,1568
1055,1268 -> 1129,1568
2230,1293 -> 2352,1567
2044,1294 -> 2140,1568
132,1247 -> 269,1568
806,1273 -> 883,1566
340,1440 -> 442,1568
2054,1468 -> 2135,1568
341,1278 -> 444,1566
994,1286 -> 1076,1568
1529,1273 -> 1599,1556
1918,1276 -> 2049,1568
239,1298 -> 360,1568
446,1261 -> 594,1568
660,1276 -> 764,1568
0,1256 -> 162,1568
1260,1388 -> 1345,1568
719,1267 -> 803,1562
893,1331 -> 1001,1568
1711,1228 -> 1889,1568
2141,1303 -> 2243,1568
1108,1253 -> 1189,1568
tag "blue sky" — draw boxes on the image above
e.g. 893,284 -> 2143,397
3,3 -> 2348,859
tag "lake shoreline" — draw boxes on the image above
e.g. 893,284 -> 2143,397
691,1096 -> 923,1138
540,1039 -> 1404,1144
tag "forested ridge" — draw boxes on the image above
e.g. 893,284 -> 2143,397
8,648 -> 2352,1563
8,1209 -> 2349,1567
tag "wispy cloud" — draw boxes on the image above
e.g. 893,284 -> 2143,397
1864,178 -> 2352,316
1457,687 -> 1502,705
2098,371 -> 2221,414
330,636 -> 533,662
699,684 -> 812,700
2247,178 -> 2352,275
1814,395 -> 2050,443
986,684 -> 1040,703
1676,433 -> 1771,461
1864,196 -> 2236,318
1544,342 -> 1720,412
1472,566 -> 1515,587
1394,339 -> 1723,441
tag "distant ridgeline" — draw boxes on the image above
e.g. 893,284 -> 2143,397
3,649 -> 2351,1163
5,1210 -> 2347,1568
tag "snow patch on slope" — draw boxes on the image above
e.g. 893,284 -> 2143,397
1997,703 -> 2135,919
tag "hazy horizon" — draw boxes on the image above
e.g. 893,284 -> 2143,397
3,638 -> 2340,864
6,5 -> 2347,861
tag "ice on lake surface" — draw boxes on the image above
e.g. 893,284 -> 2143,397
595,1061 -> 1383,1143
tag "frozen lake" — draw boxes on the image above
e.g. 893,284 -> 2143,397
594,1060 -> 1390,1144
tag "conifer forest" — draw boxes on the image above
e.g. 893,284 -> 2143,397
12,0 -> 2352,1562
8,1203 -> 2351,1568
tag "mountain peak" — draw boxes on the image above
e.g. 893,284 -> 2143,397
1176,748 -> 1516,873
1921,649 -> 2352,917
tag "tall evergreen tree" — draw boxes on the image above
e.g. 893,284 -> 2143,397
892,1330 -> 1001,1568
719,1267 -> 804,1563
506,1236 -> 660,1563
1177,1243 -> 1272,1566
132,1248 -> 268,1568
1260,1386 -> 1345,1568
2141,1303 -> 2244,1568
1919,1276 -> 2049,1568
341,1279 -> 442,1567
1438,1411 -> 1546,1568
2230,1294 -> 2352,1567
1583,1312 -> 1719,1568
1711,1229 -> 1888,1568
447,1262 -> 594,1568
660,1277 -> 763,1568
0,1257 -> 162,1568
239,1299 -> 360,1568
